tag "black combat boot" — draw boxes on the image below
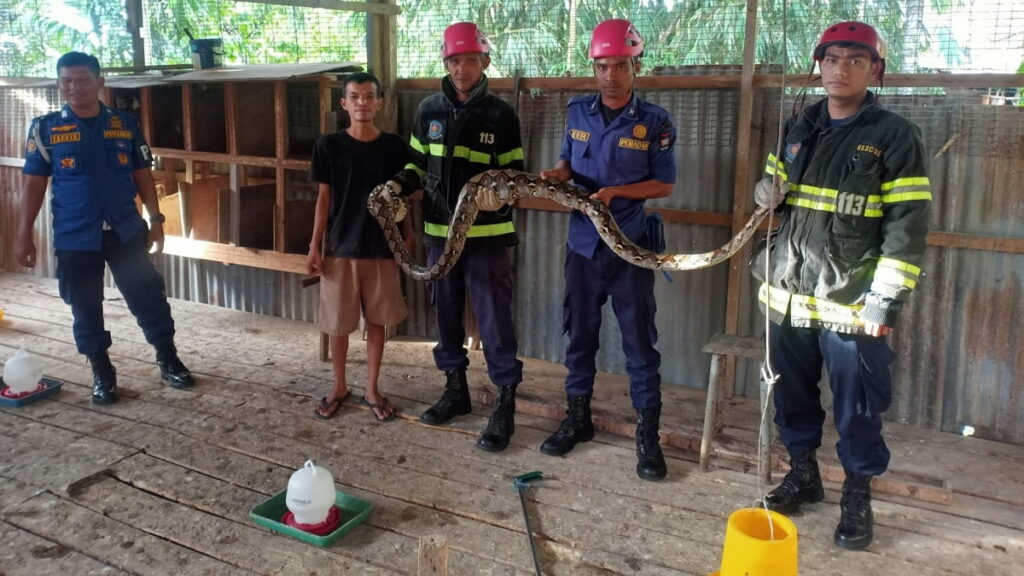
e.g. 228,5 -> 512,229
762,451 -> 825,514
635,405 -> 667,481
88,352 -> 118,405
475,384 -> 517,452
156,344 -> 194,389
539,393 -> 594,456
835,473 -> 874,550
420,369 -> 471,425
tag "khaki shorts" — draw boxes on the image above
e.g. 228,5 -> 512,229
319,257 -> 408,335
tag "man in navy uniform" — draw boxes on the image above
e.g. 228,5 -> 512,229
16,51 -> 193,405
388,23 -> 525,452
540,19 -> 676,481
751,22 -> 931,550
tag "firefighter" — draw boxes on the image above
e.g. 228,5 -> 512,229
389,22 -> 526,452
752,22 -> 931,550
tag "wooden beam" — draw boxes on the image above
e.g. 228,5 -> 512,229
181,84 -> 194,151
927,231 -> 1024,254
126,0 -> 145,71
162,236 -> 306,273
238,0 -> 400,16
721,0 -> 762,400
139,87 -> 154,145
417,536 -> 448,576
150,148 -> 309,170
224,83 -> 239,156
398,73 -> 1024,92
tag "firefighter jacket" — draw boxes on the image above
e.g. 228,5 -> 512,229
751,92 -> 931,333
394,74 -> 524,248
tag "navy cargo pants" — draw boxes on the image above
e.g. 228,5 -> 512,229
769,315 -> 894,477
56,229 -> 175,357
563,242 -> 661,410
426,243 -> 523,388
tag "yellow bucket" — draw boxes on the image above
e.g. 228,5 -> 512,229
710,507 -> 798,576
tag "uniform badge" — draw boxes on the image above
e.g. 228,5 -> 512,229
428,120 -> 444,140
658,121 -> 673,151
786,142 -> 801,162
59,157 -> 76,170
50,124 -> 77,133
109,116 -> 123,130
25,139 -> 37,154
117,152 -> 129,165
632,124 -> 647,139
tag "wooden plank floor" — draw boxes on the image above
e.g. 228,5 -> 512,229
1,271 -> 1022,575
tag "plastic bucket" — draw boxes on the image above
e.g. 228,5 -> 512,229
710,508 -> 798,576
189,38 -> 223,70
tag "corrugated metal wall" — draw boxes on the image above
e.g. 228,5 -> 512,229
3,84 -> 1022,445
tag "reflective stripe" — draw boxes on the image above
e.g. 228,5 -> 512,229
881,176 -> 930,191
758,283 -> 791,314
794,183 -> 838,199
424,221 -> 515,238
497,148 -> 524,166
878,257 -> 921,276
404,163 -> 425,178
787,196 -> 836,212
873,267 -> 917,290
428,143 -> 445,156
883,191 -> 932,203
452,145 -> 491,164
765,153 -> 788,181
409,136 -> 427,154
759,284 -> 866,328
882,177 -> 932,203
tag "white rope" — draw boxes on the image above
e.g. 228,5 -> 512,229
751,0 -> 789,542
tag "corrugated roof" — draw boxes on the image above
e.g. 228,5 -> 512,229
165,62 -> 363,83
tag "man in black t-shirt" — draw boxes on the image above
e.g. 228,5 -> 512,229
307,72 -> 412,422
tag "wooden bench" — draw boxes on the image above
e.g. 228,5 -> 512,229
699,333 -> 773,481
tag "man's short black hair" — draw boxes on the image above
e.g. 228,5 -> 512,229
56,52 -> 102,77
342,72 -> 381,96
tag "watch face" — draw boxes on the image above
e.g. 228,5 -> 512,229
150,213 -> 166,223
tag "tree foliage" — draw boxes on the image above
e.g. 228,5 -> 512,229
0,0 -> 977,79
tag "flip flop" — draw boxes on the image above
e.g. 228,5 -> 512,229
315,391 -> 350,419
360,395 -> 396,422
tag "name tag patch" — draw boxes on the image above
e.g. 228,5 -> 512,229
50,132 -> 81,144
570,129 -> 590,142
104,129 -> 133,139
856,144 -> 883,157
618,137 -> 650,151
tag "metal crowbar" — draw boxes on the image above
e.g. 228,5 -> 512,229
512,470 -> 545,575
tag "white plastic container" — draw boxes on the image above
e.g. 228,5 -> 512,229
3,349 -> 44,394
285,460 -> 335,525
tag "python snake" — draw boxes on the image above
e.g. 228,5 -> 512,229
368,169 -> 768,281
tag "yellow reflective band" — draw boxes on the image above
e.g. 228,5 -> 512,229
864,208 -> 884,217
874,267 -> 918,290
794,184 -> 839,199
787,197 -> 836,212
758,283 -> 791,314
881,177 -> 930,191
409,136 -> 427,154
425,221 -> 515,238
765,165 -> 789,181
404,163 -> 425,178
790,294 -> 864,326
428,143 -> 445,157
883,191 -> 933,203
452,145 -> 491,164
497,148 -> 524,166
878,257 -> 921,276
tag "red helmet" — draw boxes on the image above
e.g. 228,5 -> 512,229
442,22 -> 490,59
589,19 -> 644,59
814,21 -> 886,62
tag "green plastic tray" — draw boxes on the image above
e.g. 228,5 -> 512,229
249,489 -> 372,547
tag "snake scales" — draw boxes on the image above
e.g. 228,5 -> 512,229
368,169 -> 768,281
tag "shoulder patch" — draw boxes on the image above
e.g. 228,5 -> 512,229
427,119 -> 444,140
785,142 -> 802,162
570,129 -> 590,143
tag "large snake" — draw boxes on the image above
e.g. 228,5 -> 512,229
368,169 -> 768,281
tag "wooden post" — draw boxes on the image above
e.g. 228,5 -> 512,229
366,0 -> 399,132
126,0 -> 145,72
722,0 -> 761,398
417,535 -> 448,576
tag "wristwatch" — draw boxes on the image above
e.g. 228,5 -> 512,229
149,213 -> 166,224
